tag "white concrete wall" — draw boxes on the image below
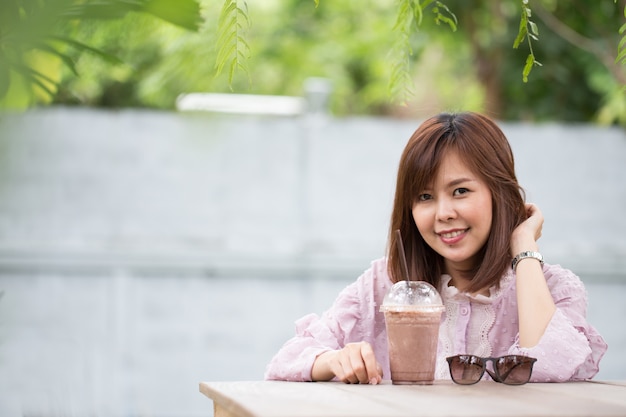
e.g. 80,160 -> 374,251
1,109 -> 625,276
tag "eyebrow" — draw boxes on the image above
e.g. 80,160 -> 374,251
421,177 -> 476,192
446,177 -> 475,187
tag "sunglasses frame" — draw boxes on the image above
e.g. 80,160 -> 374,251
446,354 -> 537,385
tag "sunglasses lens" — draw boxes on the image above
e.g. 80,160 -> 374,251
448,355 -> 484,385
495,356 -> 535,385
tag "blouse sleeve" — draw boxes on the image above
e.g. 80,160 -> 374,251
263,276 -> 367,382
509,265 -> 608,382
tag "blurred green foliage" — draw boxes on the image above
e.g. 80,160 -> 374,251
1,0 -> 625,125
0,0 -> 203,108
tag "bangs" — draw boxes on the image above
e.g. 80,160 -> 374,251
405,135 -> 459,205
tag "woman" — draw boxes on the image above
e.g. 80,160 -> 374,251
265,112 -> 607,384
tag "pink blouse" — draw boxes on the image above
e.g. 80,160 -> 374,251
264,257 -> 607,382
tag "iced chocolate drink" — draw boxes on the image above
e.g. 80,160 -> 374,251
380,281 -> 444,385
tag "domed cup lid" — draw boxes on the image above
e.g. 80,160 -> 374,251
380,280 -> 444,312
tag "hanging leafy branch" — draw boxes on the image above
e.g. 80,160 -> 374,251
388,0 -> 415,104
389,0 -> 457,103
211,0 -> 456,100
215,0 -> 251,85
513,0 -> 541,83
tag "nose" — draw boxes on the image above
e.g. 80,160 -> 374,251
436,197 -> 456,221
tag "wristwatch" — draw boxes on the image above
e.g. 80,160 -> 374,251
511,251 -> 544,271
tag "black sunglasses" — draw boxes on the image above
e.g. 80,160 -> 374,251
446,355 -> 537,385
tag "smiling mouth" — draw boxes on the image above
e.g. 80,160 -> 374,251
438,229 -> 467,239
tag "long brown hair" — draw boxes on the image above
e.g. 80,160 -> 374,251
387,112 -> 527,293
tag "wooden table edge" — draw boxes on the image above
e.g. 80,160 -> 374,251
199,379 -> 626,417
200,381 -> 257,417
585,379 -> 626,387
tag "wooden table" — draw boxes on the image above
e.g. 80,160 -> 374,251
199,380 -> 626,417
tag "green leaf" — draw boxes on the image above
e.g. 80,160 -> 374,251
524,6 -> 532,17
617,6 -> 626,65
414,2 -> 424,26
141,0 -> 203,31
394,0 -> 413,32
433,1 -> 457,31
12,64 -> 59,97
615,37 -> 626,63
0,61 -> 10,99
415,0 -> 436,27
522,53 -> 534,83
62,1 -> 140,20
434,13 -> 457,31
513,26 -> 527,49
513,12 -> 528,49
48,36 -> 124,65
215,0 -> 250,85
28,77 -> 57,98
62,0 -> 203,31
31,42 -> 79,75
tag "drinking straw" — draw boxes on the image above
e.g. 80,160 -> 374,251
395,229 -> 411,282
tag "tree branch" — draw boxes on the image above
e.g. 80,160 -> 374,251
534,2 -> 626,85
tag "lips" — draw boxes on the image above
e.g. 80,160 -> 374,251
437,228 -> 468,244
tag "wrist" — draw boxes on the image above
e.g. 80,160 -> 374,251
510,228 -> 539,255
312,350 -> 337,381
511,251 -> 544,271
510,240 -> 538,257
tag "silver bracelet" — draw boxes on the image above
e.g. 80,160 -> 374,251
511,251 -> 544,271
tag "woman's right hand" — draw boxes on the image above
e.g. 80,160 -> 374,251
311,342 -> 383,384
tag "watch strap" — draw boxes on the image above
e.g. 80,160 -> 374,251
511,251 -> 544,271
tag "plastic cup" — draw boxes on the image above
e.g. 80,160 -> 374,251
380,280 -> 444,385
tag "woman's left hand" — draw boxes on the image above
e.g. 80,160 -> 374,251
510,203 -> 544,256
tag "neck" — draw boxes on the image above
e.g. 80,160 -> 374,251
446,266 -> 489,296
447,271 -> 473,292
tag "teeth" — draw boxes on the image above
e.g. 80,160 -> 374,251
441,230 -> 464,239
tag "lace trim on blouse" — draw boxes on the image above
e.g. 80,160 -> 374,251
436,271 -> 515,379
468,303 -> 495,357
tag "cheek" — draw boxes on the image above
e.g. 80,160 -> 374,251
479,198 -> 494,225
472,200 -> 493,235
411,207 -> 431,232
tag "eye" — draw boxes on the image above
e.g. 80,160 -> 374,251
453,188 -> 469,196
418,193 -> 432,202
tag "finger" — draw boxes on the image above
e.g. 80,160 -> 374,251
528,203 -> 544,220
347,345 -> 369,383
339,370 -> 358,384
359,343 -> 382,384
337,349 -> 360,384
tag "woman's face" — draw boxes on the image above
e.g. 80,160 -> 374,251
411,150 -> 493,273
